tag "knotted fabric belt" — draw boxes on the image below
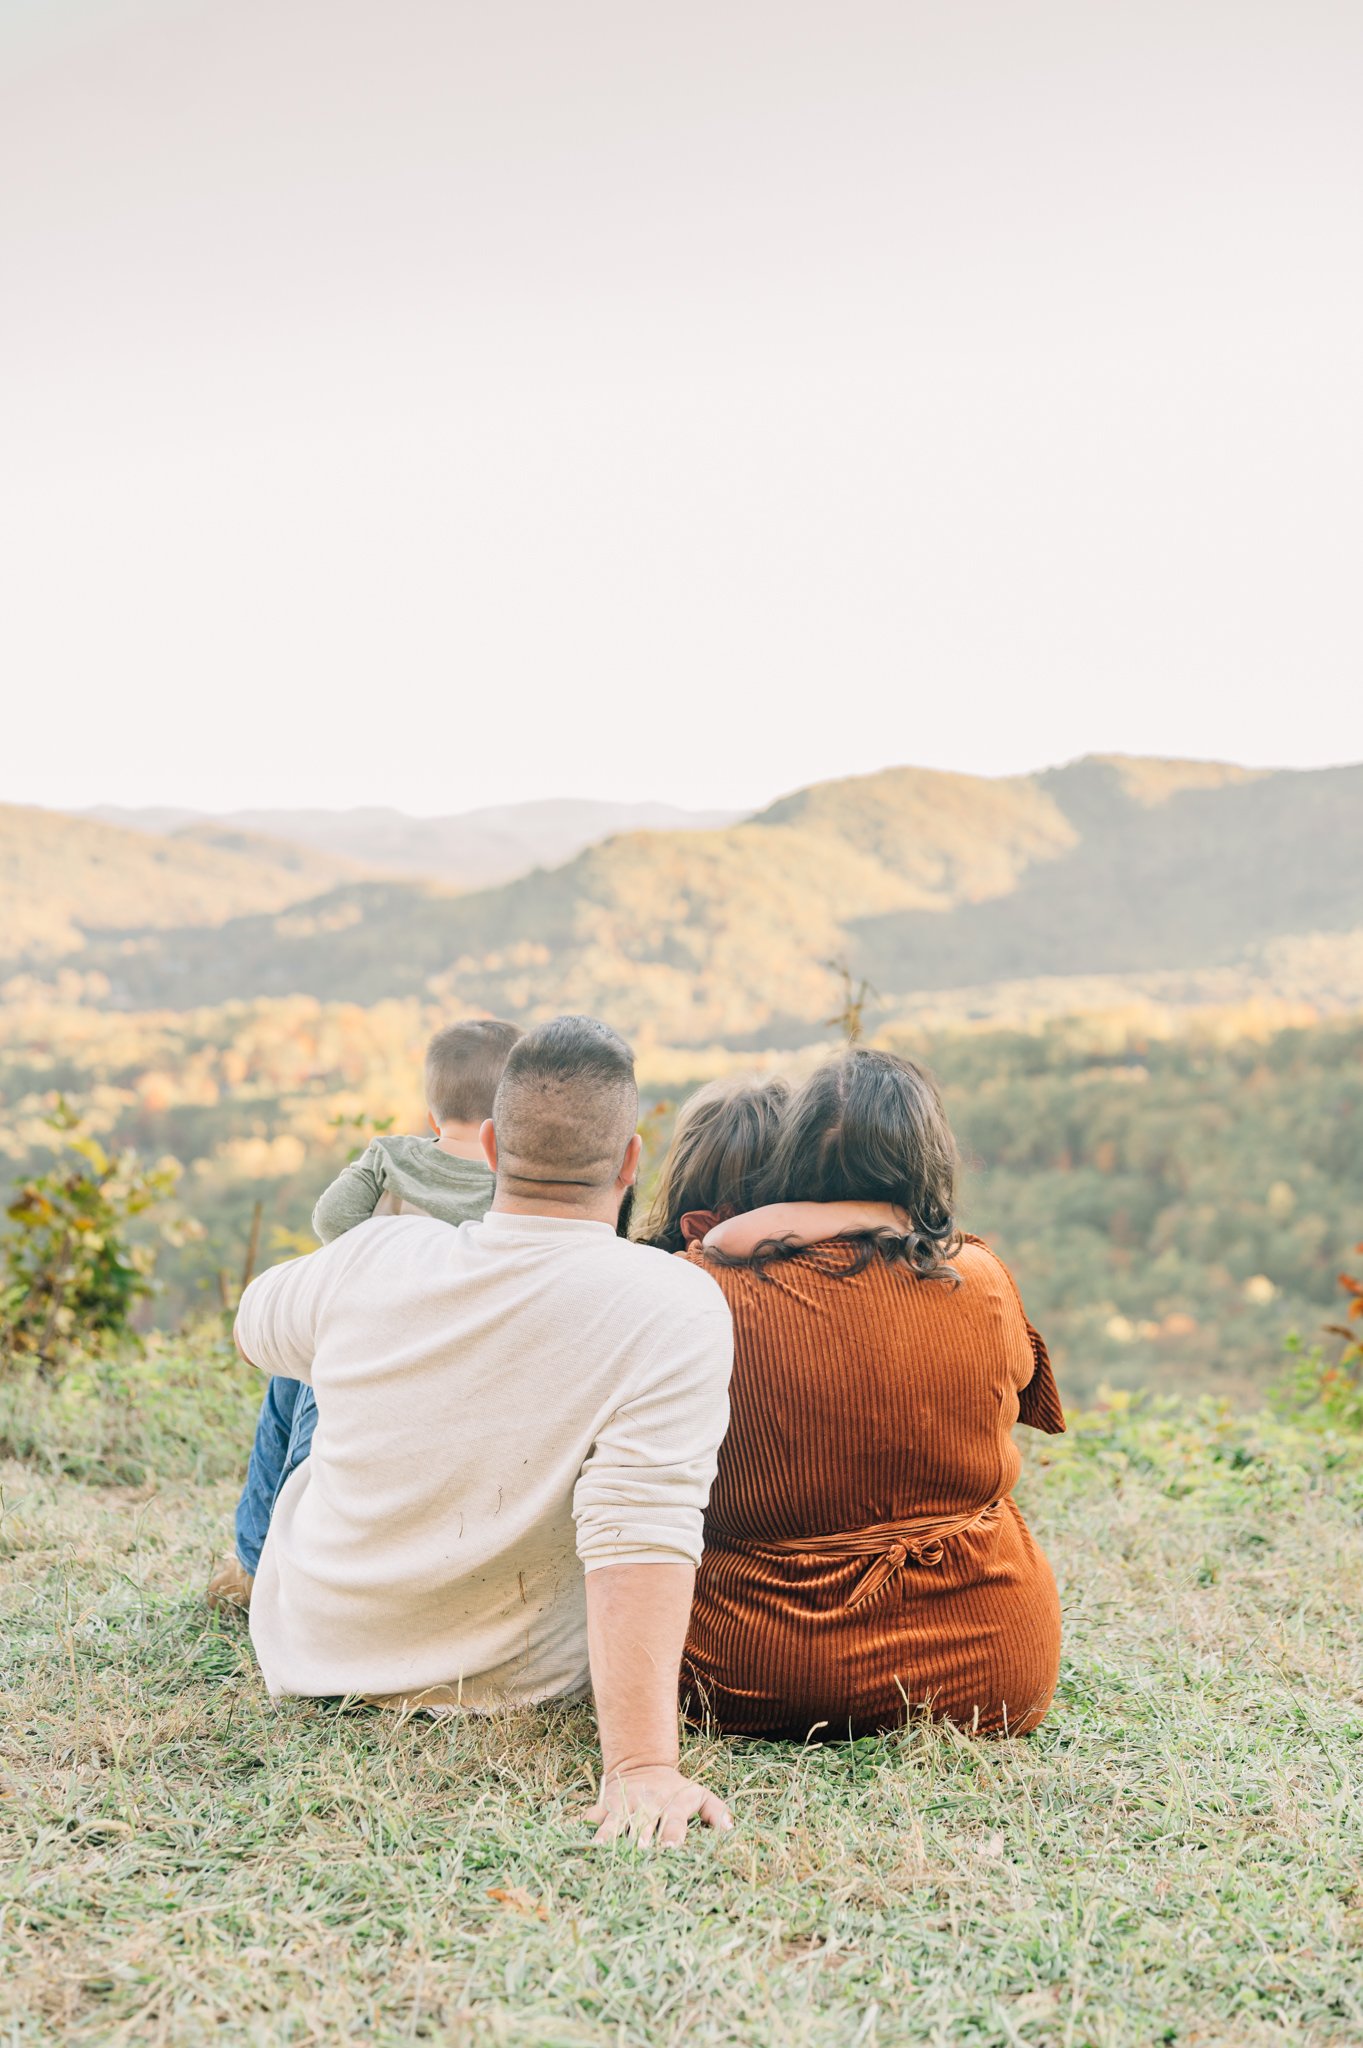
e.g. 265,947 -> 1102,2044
740,1499 -> 1004,1610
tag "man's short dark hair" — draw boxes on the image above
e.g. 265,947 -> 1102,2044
425,1018 -> 522,1125
491,1015 -> 638,1190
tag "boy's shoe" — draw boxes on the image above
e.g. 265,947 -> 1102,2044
205,1556 -> 255,1612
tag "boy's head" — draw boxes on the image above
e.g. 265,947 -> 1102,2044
425,1018 -> 522,1130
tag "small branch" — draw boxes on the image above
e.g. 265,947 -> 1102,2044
34,1227 -> 76,1381
240,1201 -> 264,1298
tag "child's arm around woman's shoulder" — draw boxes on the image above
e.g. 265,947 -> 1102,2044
703,1201 -> 910,1258
311,1138 -> 391,1244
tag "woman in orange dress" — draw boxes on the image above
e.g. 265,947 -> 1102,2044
643,1049 -> 1063,1742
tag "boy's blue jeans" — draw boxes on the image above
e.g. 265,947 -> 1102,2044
235,1378 -> 318,1573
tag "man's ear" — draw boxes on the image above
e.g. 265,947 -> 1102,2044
480,1119 -> 498,1172
619,1131 -> 644,1188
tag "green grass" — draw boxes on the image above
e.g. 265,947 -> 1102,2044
3,1354 -> 1363,2045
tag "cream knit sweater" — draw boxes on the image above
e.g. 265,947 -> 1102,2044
236,1212 -> 733,1709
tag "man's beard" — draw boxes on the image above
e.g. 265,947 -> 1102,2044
616,1185 -> 636,1239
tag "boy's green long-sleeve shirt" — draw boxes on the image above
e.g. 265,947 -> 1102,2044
312,1135 -> 495,1243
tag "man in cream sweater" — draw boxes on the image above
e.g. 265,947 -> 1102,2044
234,1015 -> 735,1845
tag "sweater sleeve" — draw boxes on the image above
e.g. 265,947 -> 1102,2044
960,1234 -> 1066,1435
311,1140 -> 387,1243
1016,1316 -> 1066,1434
235,1247 -> 338,1385
573,1308 -> 734,1572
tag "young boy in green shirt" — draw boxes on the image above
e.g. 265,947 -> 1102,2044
208,1016 -> 520,1611
312,1018 -> 521,1239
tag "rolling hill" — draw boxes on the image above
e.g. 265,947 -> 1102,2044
82,797 -> 742,892
0,806 -> 357,966
12,755 -> 1361,1043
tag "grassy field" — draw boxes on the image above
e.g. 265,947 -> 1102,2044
3,1349 -> 1363,2046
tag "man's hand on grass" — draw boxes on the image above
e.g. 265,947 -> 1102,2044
586,1763 -> 734,1847
583,1565 -> 733,1846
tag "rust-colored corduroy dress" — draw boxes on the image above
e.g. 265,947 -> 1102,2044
681,1235 -> 1064,1740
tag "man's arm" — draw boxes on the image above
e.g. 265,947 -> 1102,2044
311,1141 -> 387,1244
584,1563 -> 733,1845
234,1243 -> 336,1384
573,1299 -> 734,1843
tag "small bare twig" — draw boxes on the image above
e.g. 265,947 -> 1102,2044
823,957 -> 880,1044
33,1225 -> 77,1381
239,1201 -> 264,1298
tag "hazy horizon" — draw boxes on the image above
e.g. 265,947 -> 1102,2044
3,0 -> 1360,815
16,742 -> 1361,829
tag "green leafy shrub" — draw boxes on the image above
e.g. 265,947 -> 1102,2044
1277,1337 -> 1363,1433
1276,1242 -> 1363,1434
0,1100 -> 195,1378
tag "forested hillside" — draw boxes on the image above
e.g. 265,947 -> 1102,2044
12,757 -> 1360,1043
2,991 -> 1359,1402
919,1016 -> 1363,1400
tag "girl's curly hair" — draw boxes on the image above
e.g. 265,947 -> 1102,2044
740,1046 -> 961,1283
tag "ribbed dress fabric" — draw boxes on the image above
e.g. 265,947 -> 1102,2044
681,1234 -> 1064,1741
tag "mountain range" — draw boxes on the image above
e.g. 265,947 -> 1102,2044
81,798 -> 741,893
7,754 -> 1361,1046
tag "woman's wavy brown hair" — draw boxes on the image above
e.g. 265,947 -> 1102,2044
745,1046 -> 961,1282
638,1075 -> 790,1253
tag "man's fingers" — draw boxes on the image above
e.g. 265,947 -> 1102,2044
584,1773 -> 733,1846
591,1801 -> 661,1845
696,1790 -> 734,1832
657,1807 -> 690,1848
629,1803 -> 662,1846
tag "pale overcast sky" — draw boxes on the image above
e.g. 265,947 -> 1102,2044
1,0 -> 1360,816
